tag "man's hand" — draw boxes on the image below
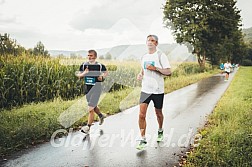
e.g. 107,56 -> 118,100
97,75 -> 104,81
76,67 -> 89,79
137,73 -> 143,81
146,64 -> 156,71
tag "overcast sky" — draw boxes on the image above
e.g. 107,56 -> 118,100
0,0 -> 251,51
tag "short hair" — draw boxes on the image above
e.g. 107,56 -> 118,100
88,50 -> 97,57
147,35 -> 158,42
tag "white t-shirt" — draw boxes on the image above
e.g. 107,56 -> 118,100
141,51 -> 171,94
224,63 -> 232,73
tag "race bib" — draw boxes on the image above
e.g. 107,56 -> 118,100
85,77 -> 96,85
144,61 -> 155,69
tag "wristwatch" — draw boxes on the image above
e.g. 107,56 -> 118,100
155,67 -> 159,72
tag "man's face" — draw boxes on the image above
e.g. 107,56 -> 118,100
146,36 -> 158,49
87,52 -> 96,62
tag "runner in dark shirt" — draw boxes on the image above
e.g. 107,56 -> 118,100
76,50 -> 108,134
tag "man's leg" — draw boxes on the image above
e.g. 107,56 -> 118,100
80,105 -> 94,134
225,72 -> 228,80
153,94 -> 164,142
155,108 -> 163,129
87,106 -> 95,126
81,89 -> 94,134
92,84 -> 104,125
139,103 -> 148,137
94,106 -> 101,115
155,108 -> 164,142
136,103 -> 148,150
94,106 -> 105,125
136,92 -> 151,149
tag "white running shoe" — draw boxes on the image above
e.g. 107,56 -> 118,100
81,125 -> 90,134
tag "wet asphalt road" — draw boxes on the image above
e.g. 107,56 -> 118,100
1,71 -> 236,167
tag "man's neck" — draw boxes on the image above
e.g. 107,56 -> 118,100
88,61 -> 96,64
148,48 -> 157,54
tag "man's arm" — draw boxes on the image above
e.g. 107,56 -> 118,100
97,69 -> 108,81
76,67 -> 89,79
155,67 -> 172,76
146,65 -> 171,76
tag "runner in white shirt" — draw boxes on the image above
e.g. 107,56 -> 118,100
136,35 -> 171,150
224,61 -> 232,81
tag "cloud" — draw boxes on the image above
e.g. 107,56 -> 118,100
70,0 -> 163,31
90,18 -> 146,48
0,0 -> 5,5
236,0 -> 252,28
0,0 -> 174,50
0,25 -> 47,48
0,13 -> 17,24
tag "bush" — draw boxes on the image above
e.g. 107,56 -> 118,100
241,59 -> 252,66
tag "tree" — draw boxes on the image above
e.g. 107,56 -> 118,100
163,0 -> 243,68
241,28 -> 252,65
33,41 -> 50,57
241,40 -> 252,66
70,53 -> 78,59
0,33 -> 25,56
99,55 -> 104,59
105,52 -> 112,60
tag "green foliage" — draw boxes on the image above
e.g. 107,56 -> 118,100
0,98 -> 73,156
0,33 -> 51,58
0,55 -> 212,110
99,55 -> 104,59
0,33 -> 26,56
186,67 -> 252,166
163,0 -> 244,66
242,59 -> 252,66
105,52 -> 112,60
0,55 -> 85,109
243,27 -> 252,43
33,41 -> 50,57
172,62 -> 211,77
242,28 -> 252,66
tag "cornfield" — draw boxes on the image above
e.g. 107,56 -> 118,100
0,55 -> 142,110
0,55 -> 205,110
0,55 -> 84,109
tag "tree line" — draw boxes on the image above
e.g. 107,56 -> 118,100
0,33 -> 49,57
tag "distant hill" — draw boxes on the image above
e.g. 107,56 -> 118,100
49,43 -> 196,62
242,27 -> 252,43
49,50 -> 88,57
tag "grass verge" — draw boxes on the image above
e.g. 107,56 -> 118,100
184,67 -> 252,167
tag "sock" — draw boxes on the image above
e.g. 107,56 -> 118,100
87,124 -> 91,128
98,113 -> 103,118
158,128 -> 163,132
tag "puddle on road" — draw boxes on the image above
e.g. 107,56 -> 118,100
196,75 -> 224,97
166,75 -> 225,118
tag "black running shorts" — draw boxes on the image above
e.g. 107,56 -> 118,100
139,92 -> 164,109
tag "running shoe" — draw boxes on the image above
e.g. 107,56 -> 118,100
81,125 -> 90,134
157,130 -> 164,142
136,139 -> 147,150
99,114 -> 105,125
